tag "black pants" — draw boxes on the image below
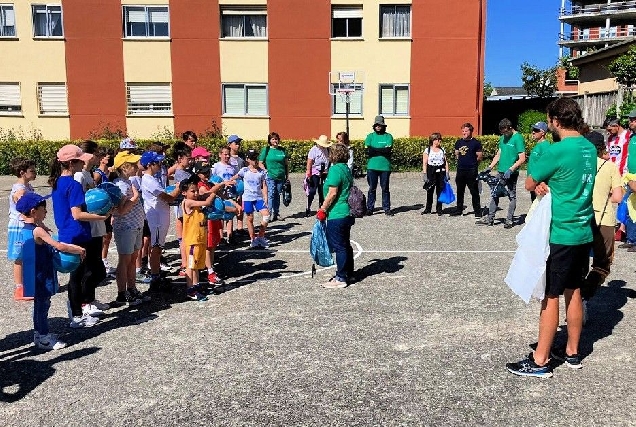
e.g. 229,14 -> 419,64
306,174 -> 325,210
425,165 -> 446,213
68,236 -> 106,315
455,168 -> 480,214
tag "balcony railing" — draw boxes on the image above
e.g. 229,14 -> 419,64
560,1 -> 636,17
559,28 -> 636,41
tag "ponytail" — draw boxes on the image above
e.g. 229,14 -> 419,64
48,158 -> 71,190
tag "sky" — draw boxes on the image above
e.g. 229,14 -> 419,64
485,0 -> 563,87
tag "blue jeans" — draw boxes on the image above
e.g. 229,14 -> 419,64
326,216 -> 355,282
626,216 -> 636,244
366,169 -> 391,212
33,281 -> 53,336
266,177 -> 284,216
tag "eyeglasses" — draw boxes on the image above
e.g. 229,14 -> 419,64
531,129 -> 541,133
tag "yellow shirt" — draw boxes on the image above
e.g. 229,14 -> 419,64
594,158 -> 621,226
182,201 -> 207,246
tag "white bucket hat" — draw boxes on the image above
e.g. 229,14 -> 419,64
314,135 -> 333,148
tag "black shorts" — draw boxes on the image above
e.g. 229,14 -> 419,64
104,215 -> 113,234
545,243 -> 591,296
142,220 -> 151,238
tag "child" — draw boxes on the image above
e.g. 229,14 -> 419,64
228,135 -> 246,234
212,146 -> 240,244
92,147 -> 116,276
181,177 -> 219,301
49,144 -> 110,329
234,149 -> 270,248
192,146 -> 211,165
171,147 -> 193,277
16,192 -> 86,350
8,157 -> 37,301
130,161 -> 151,284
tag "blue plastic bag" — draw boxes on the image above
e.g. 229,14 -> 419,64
617,191 -> 631,224
438,180 -> 456,205
310,220 -> 333,267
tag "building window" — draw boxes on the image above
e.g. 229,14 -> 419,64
220,7 -> 267,38
380,5 -> 411,38
222,84 -> 268,116
332,6 -> 362,38
37,83 -> 67,115
32,4 -> 63,38
123,6 -> 169,38
331,84 -> 363,115
0,4 -> 16,37
380,84 -> 409,116
0,83 -> 21,115
126,83 -> 172,116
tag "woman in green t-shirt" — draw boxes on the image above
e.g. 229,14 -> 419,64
258,132 -> 289,221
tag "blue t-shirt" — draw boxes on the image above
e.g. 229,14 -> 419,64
52,176 -> 91,244
454,138 -> 482,170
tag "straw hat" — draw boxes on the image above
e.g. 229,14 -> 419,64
314,135 -> 333,148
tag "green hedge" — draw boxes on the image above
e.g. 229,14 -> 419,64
0,135 -> 546,175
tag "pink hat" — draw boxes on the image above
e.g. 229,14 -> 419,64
57,144 -> 93,163
192,147 -> 210,158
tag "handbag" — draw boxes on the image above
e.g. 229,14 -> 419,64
438,180 -> 456,205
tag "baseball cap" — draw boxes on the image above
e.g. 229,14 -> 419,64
246,149 -> 259,161
139,151 -> 165,167
191,147 -> 211,158
608,118 -> 621,126
228,134 -> 243,144
584,131 -> 605,150
57,144 -> 93,163
531,122 -> 548,133
628,109 -> 636,119
16,192 -> 50,215
120,137 -> 136,149
193,161 -> 211,175
113,150 -> 142,169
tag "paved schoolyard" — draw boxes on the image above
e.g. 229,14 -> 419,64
1,172 -> 635,426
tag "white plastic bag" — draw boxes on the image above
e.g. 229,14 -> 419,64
504,193 -> 552,303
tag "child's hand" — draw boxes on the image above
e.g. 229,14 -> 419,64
224,179 -> 236,186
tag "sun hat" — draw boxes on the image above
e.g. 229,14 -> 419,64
628,109 -> 636,119
192,147 -> 211,158
373,115 -> 387,126
113,151 -> 141,169
57,144 -> 93,163
313,135 -> 333,148
531,122 -> 548,133
120,137 -> 136,149
16,192 -> 49,215
139,151 -> 165,167
227,134 -> 243,144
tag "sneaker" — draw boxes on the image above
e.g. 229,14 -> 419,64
475,217 -> 494,226
129,287 -> 151,303
322,279 -> 347,289
136,272 -> 152,283
256,237 -> 270,247
103,259 -> 117,275
116,290 -> 142,306
186,287 -> 208,301
506,353 -> 553,378
82,303 -> 104,317
450,209 -> 463,216
384,210 -> 394,216
69,314 -> 99,328
36,333 -> 67,350
250,239 -> 260,249
91,299 -> 110,311
618,242 -> 633,249
149,277 -> 171,293
178,268 -> 187,277
504,221 -> 514,229
550,348 -> 583,369
207,272 -> 223,285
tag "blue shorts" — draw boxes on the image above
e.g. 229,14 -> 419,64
243,200 -> 267,215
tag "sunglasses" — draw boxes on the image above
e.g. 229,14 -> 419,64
531,129 -> 542,133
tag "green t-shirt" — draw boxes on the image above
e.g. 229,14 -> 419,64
527,140 -> 551,177
627,133 -> 636,173
259,146 -> 287,180
365,132 -> 393,172
498,132 -> 525,172
530,135 -> 596,245
323,163 -> 352,220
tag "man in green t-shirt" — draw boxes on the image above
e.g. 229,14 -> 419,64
626,108 -> 636,174
507,98 -> 596,378
476,118 -> 526,228
365,115 -> 394,216
527,121 -> 550,202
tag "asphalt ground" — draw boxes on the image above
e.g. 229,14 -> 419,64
1,172 -> 635,426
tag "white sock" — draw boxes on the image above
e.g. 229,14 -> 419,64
208,268 -> 214,274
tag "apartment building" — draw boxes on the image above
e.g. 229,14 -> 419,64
0,1 -> 485,141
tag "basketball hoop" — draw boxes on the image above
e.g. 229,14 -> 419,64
328,70 -> 366,136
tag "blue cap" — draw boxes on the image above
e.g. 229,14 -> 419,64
16,192 -> 49,215
531,121 -> 548,133
227,134 -> 242,144
139,151 -> 165,167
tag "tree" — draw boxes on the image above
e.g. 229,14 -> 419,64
483,80 -> 494,98
608,45 -> 636,87
520,62 -> 557,98
559,55 -> 579,80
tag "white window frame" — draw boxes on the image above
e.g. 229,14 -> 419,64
222,83 -> 268,117
0,83 -> 21,115
123,5 -> 170,39
0,4 -> 16,37
379,84 -> 409,116
37,83 -> 68,116
32,4 -> 64,38
126,83 -> 173,116
220,6 -> 267,39
379,5 -> 411,39
331,84 -> 363,116
331,6 -> 363,39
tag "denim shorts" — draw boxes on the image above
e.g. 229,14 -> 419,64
114,227 -> 143,255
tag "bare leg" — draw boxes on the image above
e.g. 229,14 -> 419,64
564,288 -> 583,356
116,253 -> 133,292
127,250 -> 139,290
533,295 -> 560,366
247,214 -> 255,240
13,260 -> 22,286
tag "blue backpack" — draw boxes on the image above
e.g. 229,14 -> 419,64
310,220 -> 333,267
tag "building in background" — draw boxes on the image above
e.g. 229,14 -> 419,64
0,0 -> 485,141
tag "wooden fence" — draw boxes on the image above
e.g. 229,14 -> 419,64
573,87 -> 636,127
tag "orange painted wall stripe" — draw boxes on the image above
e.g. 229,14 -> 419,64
268,0 -> 331,139
62,0 -> 127,139
410,0 -> 486,137
170,0 -> 222,137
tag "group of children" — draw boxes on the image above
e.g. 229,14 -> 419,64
7,131 -> 275,350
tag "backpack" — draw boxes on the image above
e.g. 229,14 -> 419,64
348,185 -> 366,218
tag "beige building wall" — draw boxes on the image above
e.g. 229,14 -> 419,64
0,2 -> 69,139
578,78 -> 619,95
330,0 -> 411,140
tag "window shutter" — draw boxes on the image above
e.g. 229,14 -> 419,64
127,7 -> 147,23
221,7 -> 266,16
332,7 -> 363,19
3,6 -> 15,26
246,86 -> 267,115
127,84 -> 172,115
38,84 -> 68,115
224,85 -> 246,115
395,86 -> 409,115
350,88 -> 362,114
148,7 -> 169,24
0,84 -> 21,112
380,86 -> 394,115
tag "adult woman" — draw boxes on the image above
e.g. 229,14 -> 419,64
316,143 -> 354,288
421,133 -> 449,216
259,132 -> 289,221
336,131 -> 354,172
365,115 -> 393,216
305,135 -> 332,217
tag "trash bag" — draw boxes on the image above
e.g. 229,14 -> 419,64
617,191 -> 630,224
310,220 -> 333,267
282,180 -> 292,207
437,180 -> 456,205
504,193 -> 552,303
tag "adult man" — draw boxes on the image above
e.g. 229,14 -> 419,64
527,121 -> 550,202
451,123 -> 482,217
626,109 -> 636,174
507,98 -> 596,378
365,115 -> 394,216
606,118 -> 629,174
476,118 -> 526,228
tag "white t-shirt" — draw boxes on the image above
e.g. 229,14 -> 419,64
229,155 -> 245,174
113,177 -> 145,231
307,146 -> 330,176
74,170 -> 107,237
212,162 -> 236,181
141,173 -> 170,226
425,147 -> 446,167
237,167 -> 266,202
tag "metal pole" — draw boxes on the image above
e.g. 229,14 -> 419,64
345,92 -> 350,136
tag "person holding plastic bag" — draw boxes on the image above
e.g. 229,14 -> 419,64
421,133 -> 449,216
315,143 -> 354,289
507,98 -> 596,378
